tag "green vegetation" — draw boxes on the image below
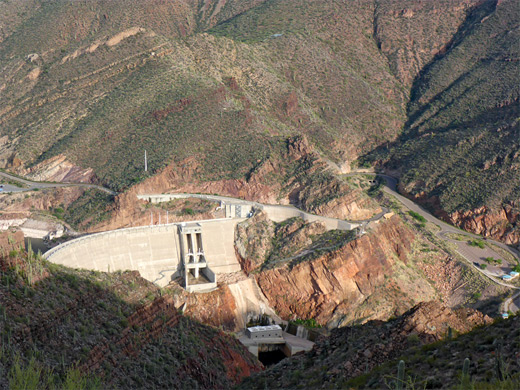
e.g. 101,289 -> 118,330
154,198 -> 219,217
408,210 -> 427,223
0,0 -> 406,196
239,307 -> 520,389
291,318 -> 321,329
470,239 -> 486,249
372,0 -> 519,233
485,257 -> 502,265
0,239 -> 259,389
62,189 -> 114,229
52,206 -> 65,220
0,178 -> 26,188
0,0 -> 516,246
8,356 -> 100,390
367,178 -> 384,198
396,360 -> 405,390
262,218 -> 356,270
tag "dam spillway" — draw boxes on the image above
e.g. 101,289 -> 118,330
44,218 -> 243,287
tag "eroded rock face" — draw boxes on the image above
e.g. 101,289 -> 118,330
0,187 -> 85,215
95,135 -> 379,231
374,0 -> 476,89
331,302 -> 493,379
448,204 -> 520,245
235,211 -> 276,274
399,184 -> 519,245
398,301 -> 493,341
299,187 -> 382,221
238,300 -> 494,389
254,216 -> 435,327
24,154 -> 95,183
180,285 -> 239,331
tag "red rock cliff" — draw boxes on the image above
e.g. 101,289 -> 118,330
255,216 -> 438,327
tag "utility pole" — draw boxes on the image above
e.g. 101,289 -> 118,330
166,210 -> 169,224
144,150 -> 148,172
150,211 -> 153,226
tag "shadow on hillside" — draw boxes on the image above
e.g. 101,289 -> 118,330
359,0 -> 500,169
0,250 -> 259,389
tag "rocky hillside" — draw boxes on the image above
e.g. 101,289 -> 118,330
0,0 -> 402,190
237,302 -> 520,389
4,1 -> 513,236
0,234 -> 262,389
235,211 -> 500,328
373,0 -> 520,244
2,0 -> 516,243
88,135 -> 382,231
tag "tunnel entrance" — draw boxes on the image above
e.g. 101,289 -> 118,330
257,343 -> 287,366
258,348 -> 287,366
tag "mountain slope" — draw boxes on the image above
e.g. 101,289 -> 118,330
0,238 -> 262,389
1,0 -> 467,190
374,0 -> 520,243
237,302 -> 520,390
1,0 -> 517,244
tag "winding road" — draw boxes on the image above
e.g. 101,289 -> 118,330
0,170 -> 117,195
348,173 -> 520,314
2,168 -> 519,313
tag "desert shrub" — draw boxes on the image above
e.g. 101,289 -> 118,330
408,211 -> 426,223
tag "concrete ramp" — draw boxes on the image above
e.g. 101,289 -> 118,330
44,218 -> 243,287
227,278 -> 283,329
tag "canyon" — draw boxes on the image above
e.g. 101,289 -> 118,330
0,0 -> 518,388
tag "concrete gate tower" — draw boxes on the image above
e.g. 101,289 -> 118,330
179,223 -> 217,292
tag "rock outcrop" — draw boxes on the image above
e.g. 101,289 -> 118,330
24,154 -> 95,183
95,136 -> 379,231
235,211 -> 276,274
448,203 -> 520,245
399,184 -> 519,245
254,216 -> 438,327
238,301 -> 494,390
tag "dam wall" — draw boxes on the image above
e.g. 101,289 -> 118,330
44,218 -> 243,287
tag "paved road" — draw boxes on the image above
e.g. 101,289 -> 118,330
504,291 -> 520,314
0,171 -> 117,195
140,193 -> 376,230
362,173 -> 519,268
343,172 -> 520,314
4,168 -> 518,313
141,192 -> 388,223
145,174 -> 520,302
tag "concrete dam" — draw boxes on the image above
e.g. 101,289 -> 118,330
44,218 -> 243,288
45,193 -> 361,290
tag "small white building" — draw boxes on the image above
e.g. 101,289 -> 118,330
246,325 -> 283,340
